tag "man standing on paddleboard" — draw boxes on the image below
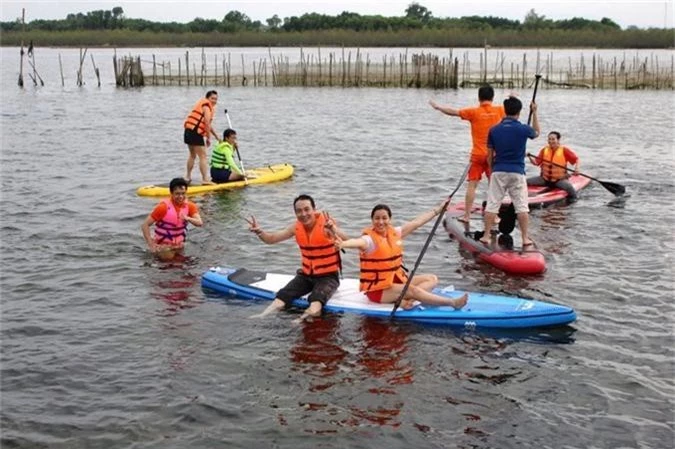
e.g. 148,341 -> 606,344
141,178 -> 203,261
480,96 -> 539,248
429,85 -> 505,223
246,194 -> 349,323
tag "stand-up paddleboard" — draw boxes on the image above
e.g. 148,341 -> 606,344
202,267 -> 576,329
136,163 -> 294,197
443,204 -> 547,275
525,175 -> 591,208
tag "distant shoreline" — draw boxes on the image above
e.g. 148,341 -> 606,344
1,29 -> 673,49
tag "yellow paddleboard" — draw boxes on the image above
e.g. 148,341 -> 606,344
136,163 -> 294,197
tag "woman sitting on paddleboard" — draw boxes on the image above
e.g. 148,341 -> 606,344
335,203 -> 468,310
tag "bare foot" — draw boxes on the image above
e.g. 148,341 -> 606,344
249,312 -> 265,319
457,215 -> 470,223
401,299 -> 415,310
522,239 -> 535,248
452,293 -> 468,309
478,238 -> 490,245
201,180 -> 216,186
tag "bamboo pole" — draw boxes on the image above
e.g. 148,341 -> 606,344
185,51 -> 189,86
90,53 -> 100,87
59,53 -> 65,86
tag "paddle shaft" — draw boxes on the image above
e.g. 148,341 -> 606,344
526,152 -> 625,195
390,162 -> 471,317
224,109 -> 247,178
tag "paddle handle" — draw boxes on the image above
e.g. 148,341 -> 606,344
391,162 -> 471,317
527,74 -> 542,126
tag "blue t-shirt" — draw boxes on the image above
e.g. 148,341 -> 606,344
487,117 -> 537,174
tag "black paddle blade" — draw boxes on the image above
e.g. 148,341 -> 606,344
601,181 -> 626,196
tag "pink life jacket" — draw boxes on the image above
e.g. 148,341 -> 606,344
154,199 -> 188,245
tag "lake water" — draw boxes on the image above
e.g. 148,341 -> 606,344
1,47 -> 674,448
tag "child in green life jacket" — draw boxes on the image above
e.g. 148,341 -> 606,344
210,128 -> 247,183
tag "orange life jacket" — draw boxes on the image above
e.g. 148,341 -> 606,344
540,146 -> 568,182
359,226 -> 407,292
183,98 -> 213,136
295,212 -> 341,276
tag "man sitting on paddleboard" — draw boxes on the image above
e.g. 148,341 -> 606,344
335,203 -> 467,310
246,195 -> 349,323
141,178 -> 203,260
210,129 -> 249,183
527,131 -> 581,202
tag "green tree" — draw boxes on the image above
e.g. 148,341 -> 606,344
266,14 -> 281,29
405,2 -> 432,23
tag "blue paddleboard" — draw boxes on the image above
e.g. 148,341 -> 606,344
202,267 -> 576,329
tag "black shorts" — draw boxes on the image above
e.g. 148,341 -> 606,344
184,128 -> 205,146
276,271 -> 340,307
211,167 -> 232,183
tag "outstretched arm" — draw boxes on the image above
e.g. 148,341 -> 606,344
401,201 -> 446,238
335,236 -> 368,252
246,216 -> 295,244
429,99 -> 460,117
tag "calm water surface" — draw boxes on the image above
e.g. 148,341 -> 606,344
1,48 -> 674,448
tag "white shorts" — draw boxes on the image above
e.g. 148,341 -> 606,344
486,172 -> 529,214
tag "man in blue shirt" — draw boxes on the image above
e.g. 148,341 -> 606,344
479,96 -> 540,247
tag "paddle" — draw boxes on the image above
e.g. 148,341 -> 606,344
224,109 -> 248,182
390,162 -> 471,317
526,153 -> 625,196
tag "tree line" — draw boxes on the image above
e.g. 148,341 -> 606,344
2,3 -> 639,34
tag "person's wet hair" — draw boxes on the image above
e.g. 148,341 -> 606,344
504,96 -> 523,116
549,131 -> 561,139
294,194 -> 315,210
371,204 -> 392,219
169,177 -> 188,192
478,85 -> 495,102
206,90 -> 218,99
223,128 -> 236,139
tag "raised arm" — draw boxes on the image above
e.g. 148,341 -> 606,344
400,201 -> 446,238
429,99 -> 460,117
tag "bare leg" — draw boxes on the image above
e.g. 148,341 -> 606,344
462,180 -> 479,221
380,279 -> 468,309
517,212 -> 533,246
185,146 -> 197,181
480,211 -> 497,244
293,301 -> 323,324
195,146 -> 214,184
249,298 -> 286,318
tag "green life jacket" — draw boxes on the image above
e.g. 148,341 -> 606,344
211,141 -> 233,170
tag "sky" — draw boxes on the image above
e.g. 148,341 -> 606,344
0,0 -> 673,29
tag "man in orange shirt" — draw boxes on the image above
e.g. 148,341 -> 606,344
141,178 -> 203,261
430,85 -> 505,222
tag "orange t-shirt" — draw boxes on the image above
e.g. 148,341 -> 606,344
458,101 -> 505,160
150,200 -> 198,222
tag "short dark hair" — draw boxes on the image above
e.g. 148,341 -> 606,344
223,128 -> 236,139
503,96 -> 522,116
371,204 -> 392,219
169,177 -> 188,193
478,85 -> 495,101
205,90 -> 218,99
548,131 -> 561,139
293,194 -> 315,210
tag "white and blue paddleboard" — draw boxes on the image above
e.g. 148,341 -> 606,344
202,267 -> 576,329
